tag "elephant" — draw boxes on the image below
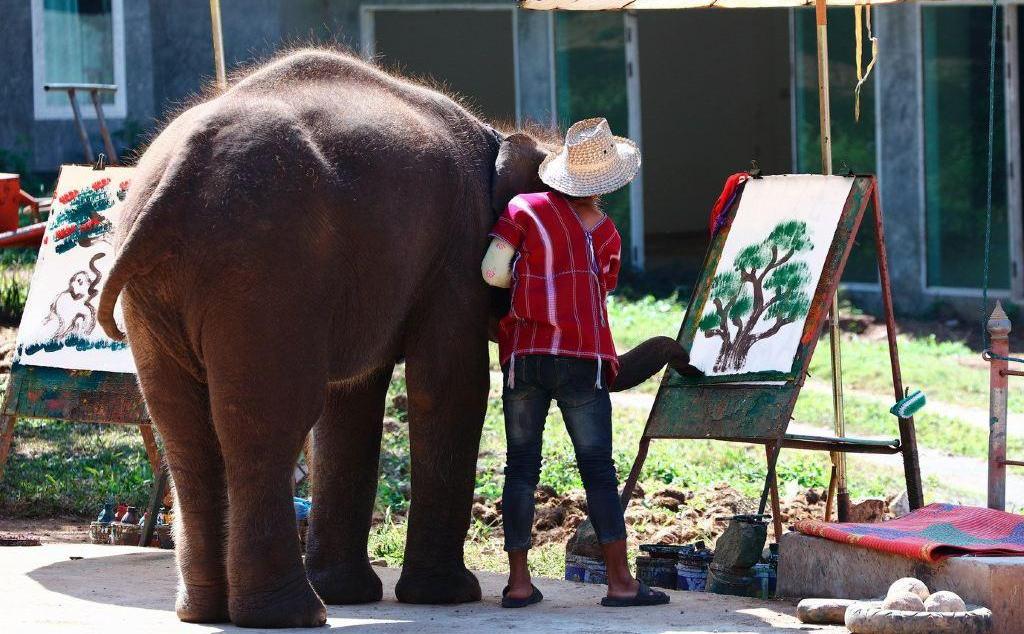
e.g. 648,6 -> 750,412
98,48 -> 695,629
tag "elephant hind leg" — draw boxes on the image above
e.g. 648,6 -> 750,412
203,318 -> 329,628
306,365 -> 393,605
129,329 -> 229,624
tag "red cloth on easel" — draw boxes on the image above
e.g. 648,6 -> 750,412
708,172 -> 749,237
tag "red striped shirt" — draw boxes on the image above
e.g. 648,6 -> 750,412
489,191 -> 622,387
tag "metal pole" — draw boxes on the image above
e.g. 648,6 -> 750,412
871,183 -> 924,509
815,0 -> 849,522
987,301 -> 1011,510
210,0 -> 227,90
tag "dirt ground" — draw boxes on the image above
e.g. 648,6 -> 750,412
1,543 -> 843,633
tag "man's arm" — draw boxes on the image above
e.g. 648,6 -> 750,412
482,238 -> 515,288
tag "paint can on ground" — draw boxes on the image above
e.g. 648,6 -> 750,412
706,562 -> 757,596
675,559 -> 709,592
752,562 -> 777,599
565,553 -> 607,585
636,555 -> 677,590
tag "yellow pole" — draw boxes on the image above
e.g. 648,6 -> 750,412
210,0 -> 227,90
815,0 -> 849,522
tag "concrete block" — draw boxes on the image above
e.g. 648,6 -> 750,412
777,532 -> 1024,634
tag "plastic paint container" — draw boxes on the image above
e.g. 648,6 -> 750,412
565,554 -> 607,585
752,563 -> 777,599
636,555 -> 678,590
675,560 -> 709,592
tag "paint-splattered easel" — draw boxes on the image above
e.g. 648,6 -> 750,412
619,174 -> 924,540
0,159 -> 166,547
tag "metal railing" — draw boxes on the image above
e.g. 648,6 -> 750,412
987,301 -> 1023,510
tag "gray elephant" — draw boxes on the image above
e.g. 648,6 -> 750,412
99,48 -> 692,628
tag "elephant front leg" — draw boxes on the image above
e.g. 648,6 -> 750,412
306,367 -> 393,604
395,329 -> 488,604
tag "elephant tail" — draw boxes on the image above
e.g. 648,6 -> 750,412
98,140 -> 195,342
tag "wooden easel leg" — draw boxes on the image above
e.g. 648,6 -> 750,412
870,183 -> 924,509
619,437 -> 651,507
139,424 -> 162,477
139,465 -> 169,548
0,414 -> 17,483
765,444 -> 784,542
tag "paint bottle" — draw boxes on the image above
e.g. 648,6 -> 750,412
96,502 -> 116,524
120,506 -> 139,525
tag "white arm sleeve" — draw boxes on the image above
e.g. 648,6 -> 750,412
481,238 -> 514,288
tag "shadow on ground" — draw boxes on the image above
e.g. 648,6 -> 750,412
16,546 -> 824,633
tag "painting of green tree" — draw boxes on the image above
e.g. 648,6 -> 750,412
698,220 -> 814,373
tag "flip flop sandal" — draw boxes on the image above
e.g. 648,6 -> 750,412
600,581 -> 670,608
501,584 -> 544,608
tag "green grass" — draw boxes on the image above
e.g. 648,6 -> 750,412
793,388 -> 1024,460
0,419 -> 154,517
807,333 -> 1009,413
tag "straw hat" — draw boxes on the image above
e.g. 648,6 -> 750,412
538,118 -> 641,197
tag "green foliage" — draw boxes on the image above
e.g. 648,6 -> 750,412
766,220 -> 814,254
698,312 -> 720,332
709,271 -> 740,299
735,244 -> 769,272
729,291 -> 752,320
0,274 -> 28,324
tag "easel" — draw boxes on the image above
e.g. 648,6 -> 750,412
620,174 -> 924,541
0,159 -> 166,547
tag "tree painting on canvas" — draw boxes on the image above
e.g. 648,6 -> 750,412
14,165 -> 136,374
698,220 -> 814,372
688,175 -> 855,377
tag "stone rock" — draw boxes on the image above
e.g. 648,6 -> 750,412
565,518 -> 601,559
848,499 -> 887,523
797,598 -> 858,624
888,491 -> 911,518
888,577 -> 930,601
882,592 -> 926,612
925,591 -> 967,613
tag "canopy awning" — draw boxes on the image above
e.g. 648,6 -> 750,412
521,0 -> 904,9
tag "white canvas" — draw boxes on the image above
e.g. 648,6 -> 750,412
14,165 -> 136,374
689,175 -> 855,377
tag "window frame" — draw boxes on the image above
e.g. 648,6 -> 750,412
31,0 -> 127,121
918,1 -> 1018,297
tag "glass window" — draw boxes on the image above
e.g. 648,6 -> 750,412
42,0 -> 116,107
794,8 -> 878,283
554,13 -> 632,264
923,6 -> 1008,289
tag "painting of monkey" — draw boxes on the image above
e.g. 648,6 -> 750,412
42,253 -> 105,340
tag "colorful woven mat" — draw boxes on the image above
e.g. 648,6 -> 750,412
794,503 -> 1024,563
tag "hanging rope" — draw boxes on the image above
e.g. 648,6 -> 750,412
981,0 -> 1024,364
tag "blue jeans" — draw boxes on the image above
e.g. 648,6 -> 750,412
501,354 -> 627,551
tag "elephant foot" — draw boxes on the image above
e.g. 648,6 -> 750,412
307,560 -> 383,605
395,564 -> 481,604
228,573 -> 327,628
176,582 -> 230,624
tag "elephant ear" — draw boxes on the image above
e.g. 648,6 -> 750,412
491,133 -> 550,213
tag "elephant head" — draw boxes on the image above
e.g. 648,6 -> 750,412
491,131 -> 552,214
